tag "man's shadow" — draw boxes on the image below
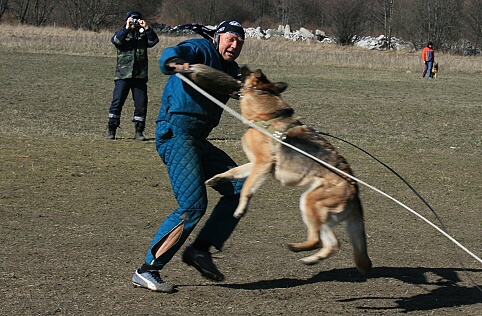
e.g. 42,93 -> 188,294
218,266 -> 482,313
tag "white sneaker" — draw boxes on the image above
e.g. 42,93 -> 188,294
132,269 -> 175,293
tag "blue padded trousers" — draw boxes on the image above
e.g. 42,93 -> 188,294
144,120 -> 244,269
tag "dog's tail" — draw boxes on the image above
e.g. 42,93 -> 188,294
345,196 -> 372,275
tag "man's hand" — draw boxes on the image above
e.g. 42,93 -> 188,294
125,17 -> 133,29
167,59 -> 191,73
139,20 -> 148,29
125,17 -> 148,30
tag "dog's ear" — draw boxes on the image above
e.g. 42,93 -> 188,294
239,65 -> 252,79
254,69 -> 266,81
253,69 -> 262,76
254,69 -> 276,85
273,82 -> 288,94
252,69 -> 287,95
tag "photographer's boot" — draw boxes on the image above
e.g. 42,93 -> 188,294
134,121 -> 146,141
106,124 -> 117,140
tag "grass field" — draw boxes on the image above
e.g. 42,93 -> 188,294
0,25 -> 481,315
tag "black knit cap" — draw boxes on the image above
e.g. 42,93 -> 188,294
216,20 -> 245,40
126,10 -> 142,20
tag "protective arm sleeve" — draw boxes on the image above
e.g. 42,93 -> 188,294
159,43 -> 201,75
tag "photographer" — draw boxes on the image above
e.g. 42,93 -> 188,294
106,10 -> 159,141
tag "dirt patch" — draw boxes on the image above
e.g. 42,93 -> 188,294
1,51 -> 481,315
1,137 -> 481,315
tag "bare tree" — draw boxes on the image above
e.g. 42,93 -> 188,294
9,0 -> 31,23
62,0 -> 117,30
8,0 -> 57,25
0,0 -> 8,20
273,0 -> 294,26
250,0 -> 270,27
157,0 -> 253,27
157,0 -> 224,25
416,0 -> 464,50
331,0 -> 367,45
274,0 -> 322,28
30,0 -> 55,26
295,0 -> 324,29
466,0 -> 482,45
371,0 -> 397,49
209,0 -> 216,22
157,0 -> 196,25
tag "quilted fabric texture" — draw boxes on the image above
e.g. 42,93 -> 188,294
144,121 -> 244,268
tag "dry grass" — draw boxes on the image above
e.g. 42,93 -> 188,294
0,23 -> 481,315
2,24 -> 481,74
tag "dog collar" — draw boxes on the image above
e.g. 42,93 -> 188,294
240,85 -> 281,96
251,116 -> 302,140
252,117 -> 285,138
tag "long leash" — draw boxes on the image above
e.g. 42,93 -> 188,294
318,131 -> 447,230
175,72 -> 482,266
319,131 -> 482,292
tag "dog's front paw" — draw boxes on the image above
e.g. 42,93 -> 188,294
233,198 -> 250,218
233,210 -> 244,219
233,207 -> 247,219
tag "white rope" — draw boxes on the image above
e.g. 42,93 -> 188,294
176,72 -> 482,265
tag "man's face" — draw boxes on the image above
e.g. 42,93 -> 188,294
217,33 -> 244,62
127,15 -> 141,29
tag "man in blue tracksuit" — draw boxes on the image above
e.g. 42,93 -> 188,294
132,20 -> 246,293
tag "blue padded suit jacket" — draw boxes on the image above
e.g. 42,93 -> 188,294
156,38 -> 240,136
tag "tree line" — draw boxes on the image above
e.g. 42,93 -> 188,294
1,0 -> 481,53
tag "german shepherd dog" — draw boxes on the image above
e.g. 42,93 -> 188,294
205,67 -> 372,274
431,62 -> 439,79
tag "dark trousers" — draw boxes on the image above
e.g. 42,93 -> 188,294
108,78 -> 148,126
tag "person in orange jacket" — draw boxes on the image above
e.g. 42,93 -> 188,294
422,41 -> 435,78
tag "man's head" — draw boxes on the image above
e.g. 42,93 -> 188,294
427,41 -> 433,48
214,20 -> 245,62
125,10 -> 143,28
126,10 -> 143,20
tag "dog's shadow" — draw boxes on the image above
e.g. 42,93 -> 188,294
218,266 -> 482,313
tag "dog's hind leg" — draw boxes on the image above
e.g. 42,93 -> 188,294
299,223 -> 339,265
290,181 -> 347,265
345,197 -> 372,274
287,184 -> 323,253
